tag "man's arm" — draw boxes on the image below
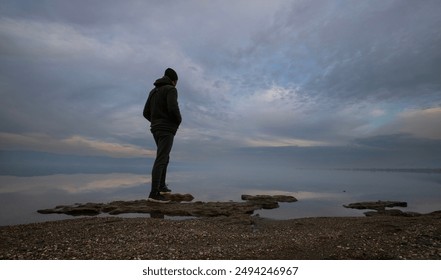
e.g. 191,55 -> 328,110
143,90 -> 153,122
167,87 -> 182,125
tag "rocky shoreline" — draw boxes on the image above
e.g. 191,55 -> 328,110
1,213 -> 440,260
1,196 -> 440,260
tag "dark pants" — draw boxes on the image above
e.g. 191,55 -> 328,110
151,130 -> 175,194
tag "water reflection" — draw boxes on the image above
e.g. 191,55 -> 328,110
0,173 -> 149,194
0,170 -> 440,225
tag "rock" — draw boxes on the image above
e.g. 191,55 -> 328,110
38,204 -> 102,216
342,200 -> 427,217
163,193 -> 194,202
343,201 -> 407,211
37,193 -> 296,219
364,210 -> 422,217
241,194 -> 298,203
240,194 -> 297,210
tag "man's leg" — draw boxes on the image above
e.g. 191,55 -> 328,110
151,131 -> 174,195
159,159 -> 169,189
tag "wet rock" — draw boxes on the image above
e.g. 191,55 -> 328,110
241,194 -> 298,203
342,200 -> 425,217
163,193 -> 194,202
343,201 -> 407,211
364,210 -> 422,217
38,205 -> 102,216
37,193 -> 297,219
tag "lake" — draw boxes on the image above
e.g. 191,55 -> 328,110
1,166 -> 440,226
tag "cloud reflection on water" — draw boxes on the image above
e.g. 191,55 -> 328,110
0,170 -> 440,225
0,173 -> 149,194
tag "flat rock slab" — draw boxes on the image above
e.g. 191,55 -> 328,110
163,193 -> 194,202
364,209 -> 422,217
342,200 -> 422,217
343,200 -> 407,211
38,194 -> 298,219
241,194 -> 298,203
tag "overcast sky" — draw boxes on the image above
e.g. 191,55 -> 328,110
1,0 -> 440,168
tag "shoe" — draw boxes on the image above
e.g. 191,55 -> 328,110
148,193 -> 170,203
158,185 -> 172,194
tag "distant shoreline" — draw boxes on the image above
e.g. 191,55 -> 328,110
331,168 -> 441,174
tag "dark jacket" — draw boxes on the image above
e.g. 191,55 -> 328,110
143,75 -> 182,134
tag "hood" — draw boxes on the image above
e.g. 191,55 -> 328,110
153,75 -> 174,87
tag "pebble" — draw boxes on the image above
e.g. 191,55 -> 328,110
1,215 -> 440,259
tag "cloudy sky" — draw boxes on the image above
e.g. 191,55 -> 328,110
1,0 -> 441,169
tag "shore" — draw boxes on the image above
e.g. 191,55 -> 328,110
1,213 -> 440,260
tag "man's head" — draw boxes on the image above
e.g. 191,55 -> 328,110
164,68 -> 178,85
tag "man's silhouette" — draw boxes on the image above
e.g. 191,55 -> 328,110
143,68 -> 182,203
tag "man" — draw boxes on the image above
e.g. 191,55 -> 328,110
143,68 -> 182,203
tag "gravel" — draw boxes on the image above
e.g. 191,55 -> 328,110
1,214 -> 440,260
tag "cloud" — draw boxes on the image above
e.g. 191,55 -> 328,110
0,16 -> 203,154
205,0 -> 441,150
1,1 -> 441,168
0,17 -> 103,59
239,0 -> 441,102
61,135 -> 155,157
236,133 -> 441,169
223,84 -> 390,147
376,107 -> 441,139
0,132 -> 154,158
244,137 -> 328,148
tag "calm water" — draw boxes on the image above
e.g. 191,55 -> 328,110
0,168 -> 440,226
